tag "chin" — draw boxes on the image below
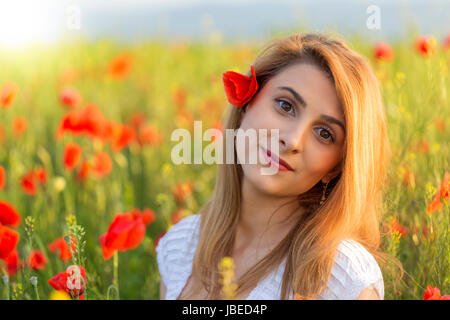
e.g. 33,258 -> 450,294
243,163 -> 286,195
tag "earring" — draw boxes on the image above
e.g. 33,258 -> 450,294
319,180 -> 330,205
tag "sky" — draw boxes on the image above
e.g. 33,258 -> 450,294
0,0 -> 448,47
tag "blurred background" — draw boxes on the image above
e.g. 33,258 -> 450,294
0,0 -> 448,300
0,0 -> 449,47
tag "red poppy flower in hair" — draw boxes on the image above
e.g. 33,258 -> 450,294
222,65 -> 259,107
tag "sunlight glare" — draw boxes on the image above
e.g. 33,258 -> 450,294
0,1 -> 54,48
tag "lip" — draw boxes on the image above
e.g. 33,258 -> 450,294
260,147 -> 294,171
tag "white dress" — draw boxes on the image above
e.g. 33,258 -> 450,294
156,214 -> 384,300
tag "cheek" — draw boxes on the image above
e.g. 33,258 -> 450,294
239,103 -> 285,151
238,107 -> 269,160
302,140 -> 340,177
241,98 -> 282,130
240,162 -> 292,195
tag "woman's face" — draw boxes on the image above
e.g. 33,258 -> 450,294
237,62 -> 346,197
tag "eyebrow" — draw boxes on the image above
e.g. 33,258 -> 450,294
277,86 -> 346,133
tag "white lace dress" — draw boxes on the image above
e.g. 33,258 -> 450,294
156,214 -> 384,300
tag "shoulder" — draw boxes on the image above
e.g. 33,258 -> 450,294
155,213 -> 201,286
320,239 -> 384,300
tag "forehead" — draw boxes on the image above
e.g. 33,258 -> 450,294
265,62 -> 344,123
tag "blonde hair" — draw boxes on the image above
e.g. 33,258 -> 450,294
181,33 -> 397,300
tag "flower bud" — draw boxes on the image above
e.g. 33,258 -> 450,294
30,276 -> 38,287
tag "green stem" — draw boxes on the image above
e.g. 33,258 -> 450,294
34,286 -> 40,300
3,278 -> 10,300
113,251 -> 120,300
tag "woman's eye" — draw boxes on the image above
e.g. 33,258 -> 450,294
276,99 -> 295,115
316,127 -> 334,143
275,99 -> 335,143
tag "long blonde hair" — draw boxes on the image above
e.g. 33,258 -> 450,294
184,33 -> 395,299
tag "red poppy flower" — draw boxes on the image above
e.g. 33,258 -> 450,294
12,116 -> 27,137
0,81 -> 19,109
20,168 -> 46,196
130,208 -> 156,226
48,265 -> 86,299
374,42 -> 394,61
415,36 -> 436,57
416,139 -> 429,155
56,104 -> 107,140
48,236 -> 76,262
427,171 -> 450,215
0,165 -> 5,190
2,250 -> 22,277
99,212 -> 146,260
98,120 -> 115,143
34,167 -> 47,184
222,65 -> 259,107
129,112 -> 147,129
0,201 -> 21,227
111,123 -> 136,152
28,249 -> 47,270
172,182 -> 194,203
386,216 -> 408,238
0,223 -> 19,259
91,152 -> 113,178
141,208 -> 156,226
64,142 -> 82,170
423,285 -> 450,300
60,87 -> 82,108
108,54 -> 133,79
172,87 -> 187,109
77,160 -> 91,182
434,117 -> 445,132
138,124 -> 163,147
21,171 -> 37,196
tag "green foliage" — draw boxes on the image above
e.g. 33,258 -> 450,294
0,33 -> 449,300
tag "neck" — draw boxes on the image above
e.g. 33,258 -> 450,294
236,176 -> 304,248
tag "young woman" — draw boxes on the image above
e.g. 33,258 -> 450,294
156,33 -> 392,300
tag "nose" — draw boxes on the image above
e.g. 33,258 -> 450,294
279,122 -> 306,154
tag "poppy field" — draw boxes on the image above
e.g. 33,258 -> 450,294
0,32 -> 449,300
